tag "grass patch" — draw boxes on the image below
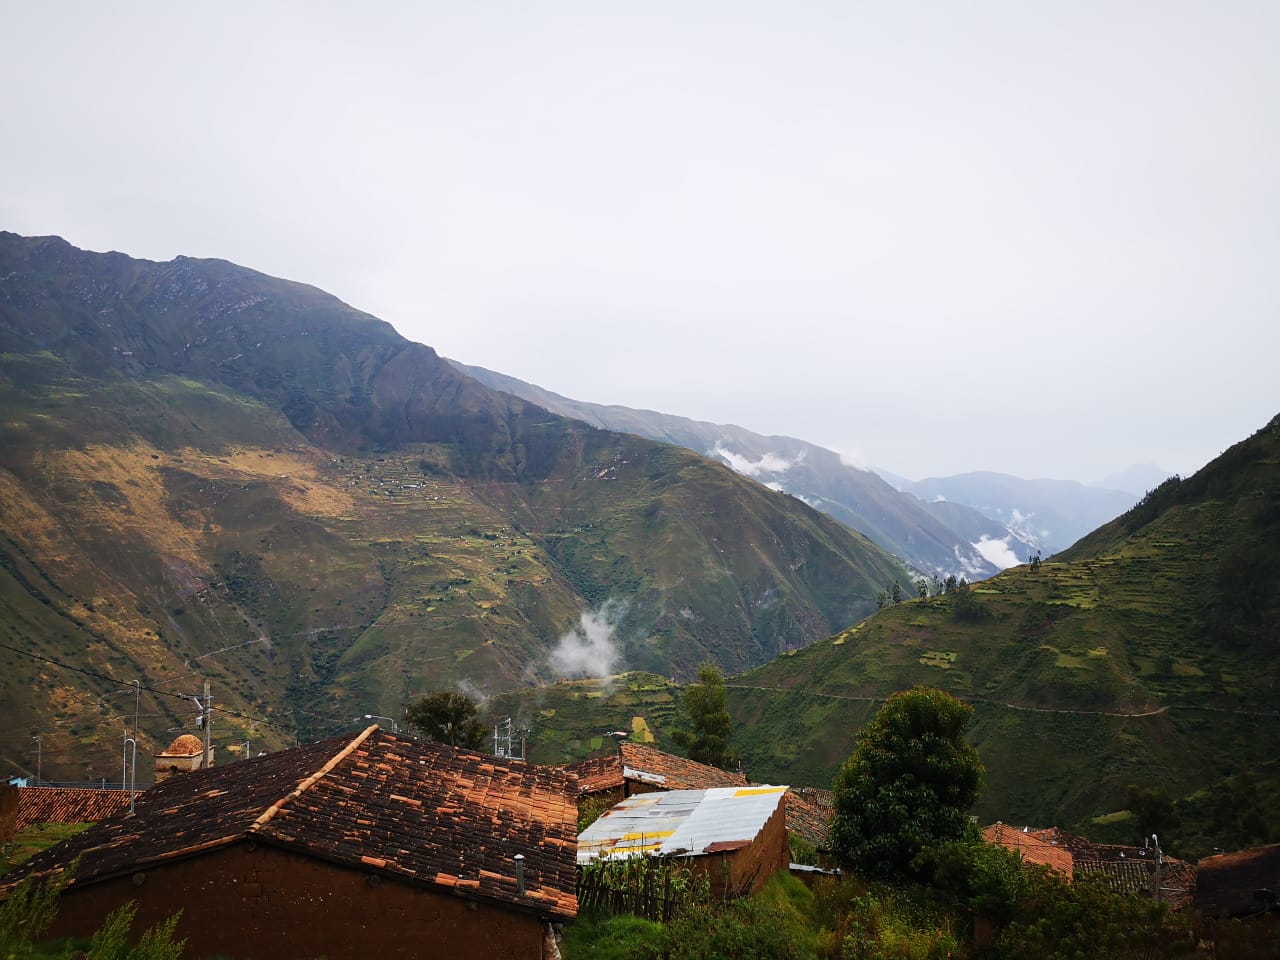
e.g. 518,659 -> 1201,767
1,822 -> 94,874
1091,810 -> 1134,826
918,651 -> 957,669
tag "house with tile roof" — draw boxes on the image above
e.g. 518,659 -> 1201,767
566,741 -> 749,802
1195,842 -> 1280,918
567,743 -> 832,866
785,786 -> 835,864
983,823 -> 1195,908
577,785 -> 790,898
982,823 -> 1075,876
2,726 -> 577,960
11,786 -> 136,833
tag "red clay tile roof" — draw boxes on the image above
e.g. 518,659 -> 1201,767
983,823 -> 1074,875
1195,843 -> 1280,917
620,743 -> 749,790
5,727 -> 578,919
565,742 -> 748,796
785,787 -> 832,853
158,734 -> 205,757
984,824 -> 1195,907
15,787 -> 136,832
564,751 -> 625,795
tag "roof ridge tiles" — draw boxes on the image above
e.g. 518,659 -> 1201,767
249,724 -> 378,834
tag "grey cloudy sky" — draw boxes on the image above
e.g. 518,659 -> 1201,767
3,2 -> 1277,482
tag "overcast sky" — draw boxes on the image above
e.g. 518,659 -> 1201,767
2,2 -> 1276,482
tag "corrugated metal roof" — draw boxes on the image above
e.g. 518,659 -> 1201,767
577,785 -> 787,864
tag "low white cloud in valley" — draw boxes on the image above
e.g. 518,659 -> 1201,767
712,446 -> 804,478
549,601 -> 626,679
972,535 -> 1023,570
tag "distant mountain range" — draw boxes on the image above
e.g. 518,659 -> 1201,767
450,361 -> 1144,574
0,232 -> 909,780
1092,463 -> 1174,498
893,471 -> 1141,555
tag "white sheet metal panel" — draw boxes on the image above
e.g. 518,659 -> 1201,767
577,785 -> 787,864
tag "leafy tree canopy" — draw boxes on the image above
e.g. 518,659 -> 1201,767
830,685 -> 982,881
403,691 -> 488,750
671,664 -> 739,771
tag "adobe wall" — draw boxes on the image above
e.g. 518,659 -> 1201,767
46,841 -> 554,960
695,798 -> 790,899
726,798 -> 790,896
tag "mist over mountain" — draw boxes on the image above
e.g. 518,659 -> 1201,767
898,472 -> 1139,555
1092,463 -> 1174,498
449,360 -> 1040,580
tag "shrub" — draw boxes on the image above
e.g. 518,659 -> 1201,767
560,912 -> 665,960
831,888 -> 959,960
0,872 -> 67,957
662,888 -> 817,960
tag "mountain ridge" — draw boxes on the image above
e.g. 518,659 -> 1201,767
449,358 -> 1041,579
0,231 -> 909,781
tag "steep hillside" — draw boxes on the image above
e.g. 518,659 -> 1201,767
0,232 -> 908,781
725,414 -> 1280,856
451,360 -> 1033,578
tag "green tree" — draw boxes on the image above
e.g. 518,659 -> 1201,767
1125,784 -> 1179,850
672,664 -> 738,770
830,686 -> 982,881
403,691 -> 488,749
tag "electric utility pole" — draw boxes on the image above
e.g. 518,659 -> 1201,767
190,681 -> 213,771
202,680 -> 212,770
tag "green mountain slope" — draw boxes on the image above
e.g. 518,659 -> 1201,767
725,414 -> 1280,855
0,232 -> 908,782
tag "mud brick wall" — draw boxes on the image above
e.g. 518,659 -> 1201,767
47,840 -> 552,960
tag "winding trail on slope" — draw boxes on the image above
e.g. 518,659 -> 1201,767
725,684 -> 1280,720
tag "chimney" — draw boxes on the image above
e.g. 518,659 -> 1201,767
514,854 -> 526,896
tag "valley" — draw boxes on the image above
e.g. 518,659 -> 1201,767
1,231 -> 1275,859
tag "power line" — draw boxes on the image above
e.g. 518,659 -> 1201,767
0,639 -> 293,736
210,704 -> 291,732
0,638 -> 395,745
0,640 -> 191,704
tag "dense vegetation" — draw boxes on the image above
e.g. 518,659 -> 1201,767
714,416 -> 1280,857
564,857 -> 1278,959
